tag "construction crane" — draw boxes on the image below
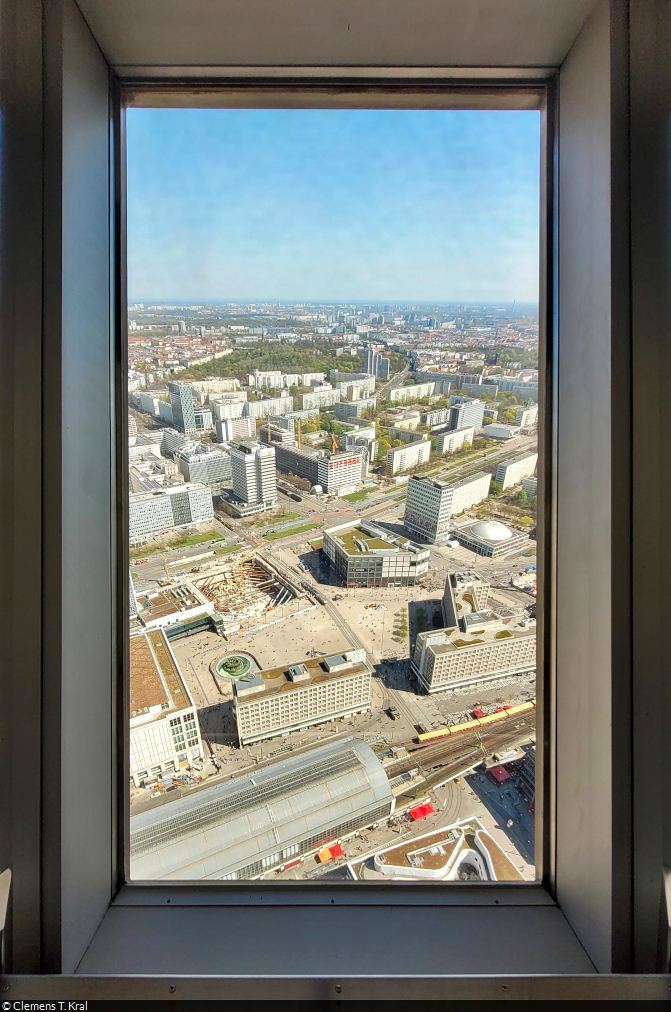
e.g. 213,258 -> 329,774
296,419 -> 302,448
331,432 -> 339,453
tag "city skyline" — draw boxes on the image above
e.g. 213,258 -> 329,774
127,109 -> 540,304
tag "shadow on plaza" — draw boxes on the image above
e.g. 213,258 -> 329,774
466,767 -> 535,866
197,700 -> 237,746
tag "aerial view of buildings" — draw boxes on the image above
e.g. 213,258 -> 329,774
127,300 -> 539,884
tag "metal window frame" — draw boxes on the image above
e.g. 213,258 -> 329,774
116,72 -> 553,897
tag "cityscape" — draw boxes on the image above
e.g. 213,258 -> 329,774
128,300 -> 539,883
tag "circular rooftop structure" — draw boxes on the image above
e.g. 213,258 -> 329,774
469,519 -> 512,543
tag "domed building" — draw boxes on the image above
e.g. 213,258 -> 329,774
450,516 -> 530,557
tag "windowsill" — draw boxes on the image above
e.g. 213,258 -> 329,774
65,883 -> 595,977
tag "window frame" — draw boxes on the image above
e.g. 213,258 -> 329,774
116,74 -> 553,897
2,0 -> 671,990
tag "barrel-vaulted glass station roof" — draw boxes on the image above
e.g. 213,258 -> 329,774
130,737 -> 394,880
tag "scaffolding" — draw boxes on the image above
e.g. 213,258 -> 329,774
192,551 -> 295,629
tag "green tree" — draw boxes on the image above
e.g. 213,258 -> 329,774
490,480 -> 503,496
517,488 -> 528,502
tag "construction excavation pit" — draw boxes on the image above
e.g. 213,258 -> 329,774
191,551 -> 297,639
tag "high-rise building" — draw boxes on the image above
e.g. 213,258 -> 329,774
436,426 -> 475,454
229,440 -> 277,509
168,380 -> 197,433
403,471 -> 492,544
448,398 -> 486,431
495,451 -> 538,490
128,413 -> 137,437
215,416 -> 255,442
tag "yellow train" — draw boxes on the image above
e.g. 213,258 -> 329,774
416,700 -> 536,744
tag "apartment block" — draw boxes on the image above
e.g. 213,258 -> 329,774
515,404 -> 539,428
389,381 -> 435,403
436,426 -> 475,454
215,416 -> 255,442
300,387 -> 342,410
385,438 -> 431,476
495,451 -> 538,490
448,398 -> 486,432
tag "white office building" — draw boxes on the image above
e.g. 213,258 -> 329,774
174,442 -> 232,483
234,651 -> 372,746
385,438 -> 431,476
404,471 -> 492,544
436,426 -> 475,454
130,629 -> 204,787
495,452 -> 538,490
317,449 -> 364,495
515,404 -> 539,429
448,398 -> 486,431
129,483 -> 214,543
229,440 -> 277,509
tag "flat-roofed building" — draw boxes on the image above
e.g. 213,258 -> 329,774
389,381 -> 435,403
243,396 -> 293,418
233,650 -> 372,745
212,399 -> 245,421
129,629 -> 204,787
482,423 -> 521,440
495,451 -> 538,490
404,471 -> 491,544
130,737 -> 394,880
334,396 -> 376,420
515,403 -> 539,429
323,520 -> 430,587
386,438 -> 431,475
317,449 -> 364,495
449,518 -> 530,558
300,386 -> 341,410
168,380 -> 197,434
129,482 -> 214,543
522,475 -> 538,497
436,426 -> 475,455
229,440 -> 277,513
174,442 -> 231,483
273,443 -> 321,485
412,572 -> 536,693
448,398 -> 486,432
215,416 -> 255,442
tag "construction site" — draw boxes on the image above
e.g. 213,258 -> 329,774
187,549 -> 299,639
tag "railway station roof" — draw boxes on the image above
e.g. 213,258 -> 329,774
130,737 -> 392,880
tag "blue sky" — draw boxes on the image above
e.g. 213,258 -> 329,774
127,108 -> 540,303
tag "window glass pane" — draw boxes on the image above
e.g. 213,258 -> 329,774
127,106 -> 540,883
